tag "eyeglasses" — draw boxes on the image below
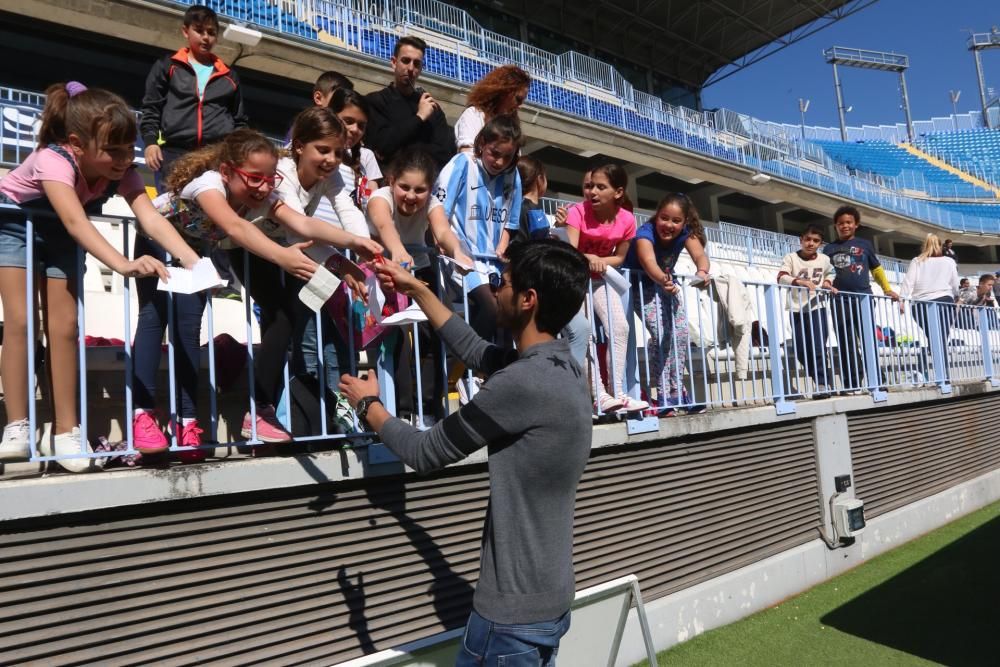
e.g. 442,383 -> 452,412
230,164 -> 283,189
488,272 -> 509,293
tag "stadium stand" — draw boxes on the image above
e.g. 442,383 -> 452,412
141,0 -> 999,234
917,129 -> 1000,191
811,139 -> 997,200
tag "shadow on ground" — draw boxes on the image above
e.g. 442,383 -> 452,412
821,514 -> 1000,665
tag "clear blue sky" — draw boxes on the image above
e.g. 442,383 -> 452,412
701,0 -> 999,128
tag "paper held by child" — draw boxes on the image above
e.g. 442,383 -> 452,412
299,264 -> 342,313
380,303 -> 429,326
438,254 -> 474,274
156,258 -> 227,294
603,266 -> 629,296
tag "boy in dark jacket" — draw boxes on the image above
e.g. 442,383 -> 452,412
140,5 -> 248,187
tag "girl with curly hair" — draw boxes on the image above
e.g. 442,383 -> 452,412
454,65 -> 531,153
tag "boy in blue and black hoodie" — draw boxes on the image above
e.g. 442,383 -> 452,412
823,205 -> 898,390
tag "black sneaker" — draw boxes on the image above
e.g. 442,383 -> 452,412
214,286 -> 243,301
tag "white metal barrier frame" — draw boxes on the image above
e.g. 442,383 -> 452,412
4,206 -> 1000,467
333,574 -> 658,667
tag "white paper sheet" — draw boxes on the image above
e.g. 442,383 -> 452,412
380,303 -> 429,326
156,257 -> 227,294
299,264 -> 342,313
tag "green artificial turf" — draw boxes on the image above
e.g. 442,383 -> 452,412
635,499 -> 1000,666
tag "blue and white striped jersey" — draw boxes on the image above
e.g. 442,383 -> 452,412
434,152 -> 522,290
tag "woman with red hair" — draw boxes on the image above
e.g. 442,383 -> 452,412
455,65 -> 531,152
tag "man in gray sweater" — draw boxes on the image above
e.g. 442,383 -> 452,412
340,239 -> 593,665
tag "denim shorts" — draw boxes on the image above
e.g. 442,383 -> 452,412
0,213 -> 80,280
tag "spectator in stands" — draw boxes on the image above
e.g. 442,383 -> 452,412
313,70 -> 353,107
626,192 -> 710,414
969,274 -> 997,307
339,239 -> 592,666
131,129 -> 324,456
566,163 -> 648,414
0,83 -> 196,471
364,36 -> 455,169
368,147 -> 470,423
506,158 -> 590,366
942,238 -> 956,260
899,234 -> 959,381
140,5 -> 247,187
435,115 -> 523,348
778,224 -> 837,399
327,88 -> 381,212
823,205 -> 898,391
454,65 -> 531,153
246,110 -> 382,440
139,5 -> 247,300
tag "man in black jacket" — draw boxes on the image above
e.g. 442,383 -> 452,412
364,36 -> 456,169
139,5 -> 248,186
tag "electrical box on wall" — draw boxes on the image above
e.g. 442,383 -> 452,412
833,497 -> 866,539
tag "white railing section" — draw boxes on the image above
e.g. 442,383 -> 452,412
3,205 -> 1000,471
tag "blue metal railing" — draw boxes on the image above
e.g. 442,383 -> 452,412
4,203 -> 1000,472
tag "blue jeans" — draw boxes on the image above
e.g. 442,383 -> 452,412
561,309 -> 590,367
455,609 -> 570,667
132,235 -> 208,419
293,309 -> 348,392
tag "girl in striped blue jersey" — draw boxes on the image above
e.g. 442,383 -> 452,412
433,115 -> 522,339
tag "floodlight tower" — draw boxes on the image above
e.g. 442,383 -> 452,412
968,30 -> 1000,129
823,47 -> 914,142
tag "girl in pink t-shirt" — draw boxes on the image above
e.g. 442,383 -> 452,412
0,82 -> 201,472
565,164 -> 648,414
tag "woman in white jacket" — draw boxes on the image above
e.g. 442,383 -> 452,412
899,234 -> 959,381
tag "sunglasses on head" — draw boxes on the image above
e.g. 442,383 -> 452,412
488,272 -> 505,293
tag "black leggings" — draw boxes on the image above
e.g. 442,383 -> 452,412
228,248 -> 305,407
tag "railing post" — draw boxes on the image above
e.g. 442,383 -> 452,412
763,284 -> 796,415
858,294 -> 888,402
978,307 -> 1000,387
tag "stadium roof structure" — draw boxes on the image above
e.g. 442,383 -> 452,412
459,0 -> 877,90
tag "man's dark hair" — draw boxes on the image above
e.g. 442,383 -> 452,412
801,224 -> 825,240
507,239 -> 589,336
979,274 -> 995,285
314,71 -> 353,96
945,238 -> 953,244
393,35 -> 427,57
183,5 -> 219,29
833,204 -> 861,225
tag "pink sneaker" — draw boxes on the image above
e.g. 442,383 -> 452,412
240,405 -> 292,444
133,411 -> 168,454
177,421 -> 207,464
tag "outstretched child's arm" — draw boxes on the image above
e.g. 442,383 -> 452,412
495,228 -> 511,262
685,236 -> 710,283
42,181 -> 168,279
428,205 -> 474,269
126,191 -> 200,269
271,203 -> 382,261
195,190 -> 317,281
366,196 -> 412,267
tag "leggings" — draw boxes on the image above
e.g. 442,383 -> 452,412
132,235 -> 208,419
635,286 -> 689,402
229,248 -> 305,407
590,280 -> 629,397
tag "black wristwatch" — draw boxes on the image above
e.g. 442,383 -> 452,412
355,395 -> 382,428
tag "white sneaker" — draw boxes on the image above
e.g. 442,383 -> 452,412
43,427 -> 106,473
618,394 -> 650,412
458,377 -> 483,406
0,419 -> 31,462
